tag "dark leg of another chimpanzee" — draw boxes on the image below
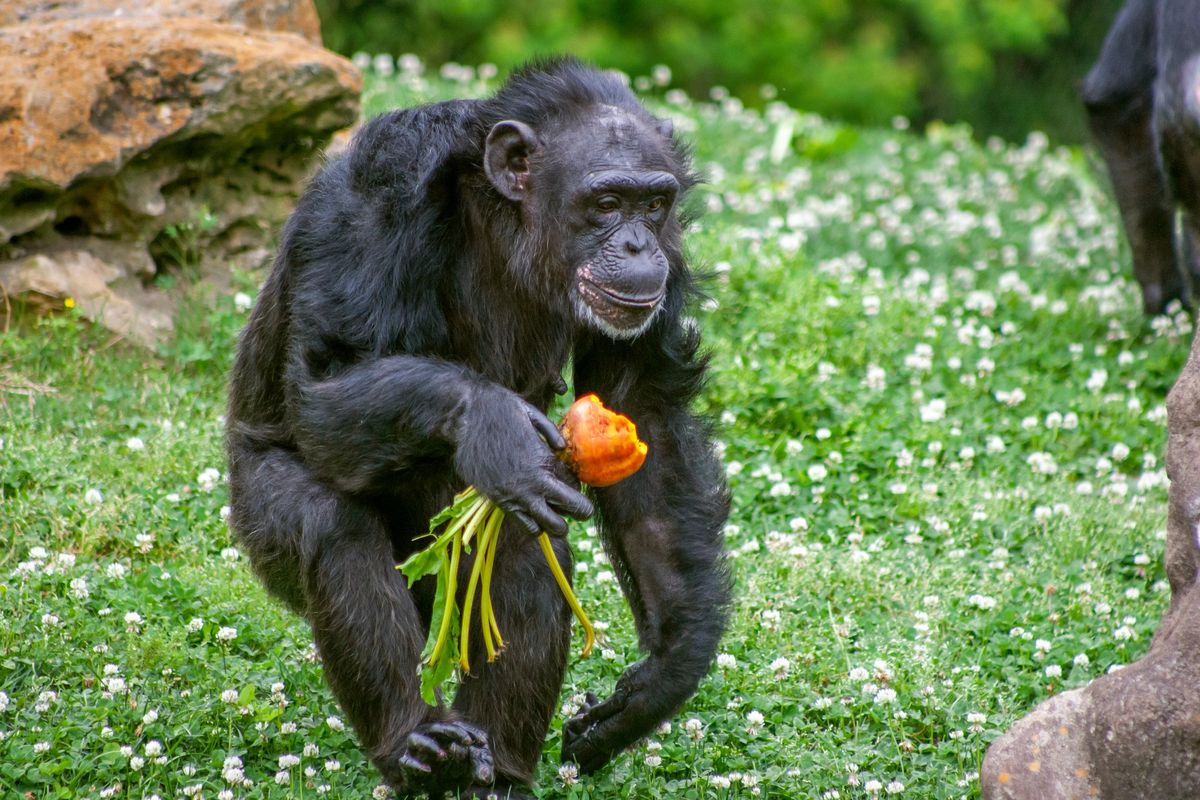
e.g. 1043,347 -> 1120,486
1155,1 -> 1200,293
1082,0 -> 1183,314
228,446 -> 495,796
451,527 -> 573,790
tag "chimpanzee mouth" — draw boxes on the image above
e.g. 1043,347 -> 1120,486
580,279 -> 665,310
577,279 -> 665,338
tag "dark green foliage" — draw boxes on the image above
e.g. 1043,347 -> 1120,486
316,0 -> 1124,141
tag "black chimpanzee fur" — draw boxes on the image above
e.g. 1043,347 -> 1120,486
1083,0 -> 1200,315
225,57 -> 731,798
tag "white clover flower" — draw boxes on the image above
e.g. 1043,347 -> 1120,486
372,786 -> 392,800
126,437 -> 145,451
1114,625 -> 1136,641
84,488 -> 104,505
221,689 -> 240,704
1045,664 -> 1062,678
280,753 -> 301,769
919,398 -> 946,423
770,657 -> 791,678
849,667 -> 870,682
69,577 -> 89,599
1074,653 -> 1090,668
234,292 -> 254,312
275,770 -> 290,785
145,740 -> 163,757
124,611 -> 144,630
106,563 -> 127,580
873,688 -> 897,705
967,594 -> 997,610
865,779 -> 883,793
197,467 -> 222,493
135,533 -> 155,554
34,741 -> 50,754
685,717 -> 705,740
558,763 -> 579,785
217,627 -> 238,642
0,691 -> 8,713
717,653 -> 737,669
644,753 -> 662,767
746,709 -> 765,732
807,463 -> 828,482
886,781 -> 905,795
711,776 -> 732,789
327,716 -> 345,731
304,742 -> 320,758
281,722 -> 298,734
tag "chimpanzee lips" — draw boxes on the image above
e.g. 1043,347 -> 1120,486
580,279 -> 664,311
576,278 -> 664,338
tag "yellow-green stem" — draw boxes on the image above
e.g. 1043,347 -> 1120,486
537,533 -> 594,657
428,524 -> 463,666
481,507 -> 505,653
478,505 -> 504,661
459,506 -> 500,674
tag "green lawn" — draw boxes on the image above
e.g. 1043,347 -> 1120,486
0,59 -> 1188,799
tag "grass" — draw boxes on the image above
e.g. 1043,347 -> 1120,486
0,56 -> 1190,799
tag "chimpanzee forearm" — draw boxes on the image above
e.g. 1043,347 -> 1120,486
561,393 -> 730,771
292,355 -> 589,534
291,355 -> 479,494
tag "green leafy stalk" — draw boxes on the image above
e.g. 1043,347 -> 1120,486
537,532 -> 595,657
398,486 -> 596,705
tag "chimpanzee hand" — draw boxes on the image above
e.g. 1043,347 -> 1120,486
561,663 -> 662,773
393,720 -> 494,796
453,383 -> 593,536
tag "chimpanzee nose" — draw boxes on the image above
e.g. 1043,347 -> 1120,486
622,226 -> 651,256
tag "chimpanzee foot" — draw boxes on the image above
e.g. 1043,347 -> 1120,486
393,720 -> 494,797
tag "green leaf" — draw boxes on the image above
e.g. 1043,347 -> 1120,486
418,560 -> 460,706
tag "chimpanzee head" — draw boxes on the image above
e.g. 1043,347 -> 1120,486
483,100 -> 685,340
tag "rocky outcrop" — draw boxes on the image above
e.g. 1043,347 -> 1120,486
981,332 -> 1200,799
0,0 -> 323,44
0,1 -> 359,346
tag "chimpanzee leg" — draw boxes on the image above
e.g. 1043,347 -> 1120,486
451,523 -> 572,788
1083,0 -> 1182,314
228,447 -> 492,795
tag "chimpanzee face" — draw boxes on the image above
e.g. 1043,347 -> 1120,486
483,108 -> 681,339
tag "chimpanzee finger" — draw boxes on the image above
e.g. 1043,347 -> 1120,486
526,405 -> 566,451
542,477 -> 594,521
424,720 -> 489,748
406,731 -> 447,761
398,752 -> 433,775
525,498 -> 568,537
509,510 -> 540,535
470,746 -> 494,784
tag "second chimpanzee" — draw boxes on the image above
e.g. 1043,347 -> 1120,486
225,58 -> 730,797
1083,0 -> 1200,314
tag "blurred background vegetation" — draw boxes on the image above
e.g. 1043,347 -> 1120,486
313,0 -> 1123,143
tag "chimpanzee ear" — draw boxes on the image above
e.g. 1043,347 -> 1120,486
657,118 -> 674,140
485,120 -> 539,202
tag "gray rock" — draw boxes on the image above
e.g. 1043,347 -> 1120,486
982,332 -> 1200,799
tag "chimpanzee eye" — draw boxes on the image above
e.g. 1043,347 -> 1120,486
647,196 -> 665,212
596,196 -> 620,213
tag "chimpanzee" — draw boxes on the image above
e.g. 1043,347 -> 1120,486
1083,0 -> 1200,315
225,58 -> 730,797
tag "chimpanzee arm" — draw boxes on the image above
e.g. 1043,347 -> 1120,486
289,357 -> 590,534
563,314 -> 731,773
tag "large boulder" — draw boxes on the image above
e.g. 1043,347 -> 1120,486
0,2 -> 359,346
981,332 -> 1200,799
0,0 -> 322,44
